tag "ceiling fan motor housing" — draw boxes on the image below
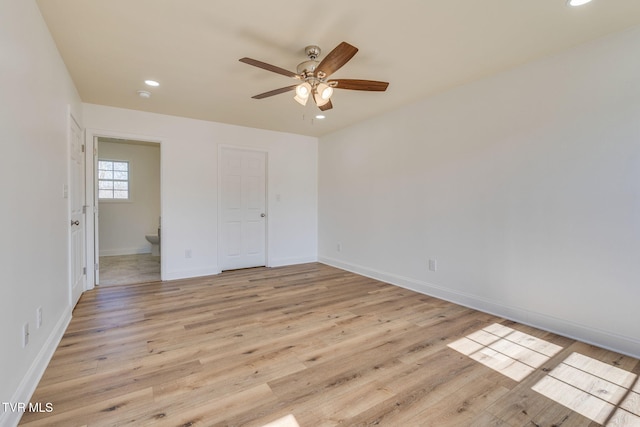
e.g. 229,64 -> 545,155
297,45 -> 321,77
297,60 -> 318,76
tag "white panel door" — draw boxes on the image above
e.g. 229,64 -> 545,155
220,148 -> 266,270
69,115 -> 86,307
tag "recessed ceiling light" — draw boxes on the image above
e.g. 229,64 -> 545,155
567,0 -> 593,6
144,80 -> 160,87
315,115 -> 326,119
137,90 -> 151,98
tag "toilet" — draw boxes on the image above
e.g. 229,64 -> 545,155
145,227 -> 161,256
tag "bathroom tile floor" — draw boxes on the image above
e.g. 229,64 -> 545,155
98,253 -> 160,286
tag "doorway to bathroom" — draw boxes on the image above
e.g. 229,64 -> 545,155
95,137 -> 161,286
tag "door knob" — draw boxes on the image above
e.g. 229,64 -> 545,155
71,220 -> 79,226
260,213 -> 266,218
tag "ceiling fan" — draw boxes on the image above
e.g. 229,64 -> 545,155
239,42 -> 389,111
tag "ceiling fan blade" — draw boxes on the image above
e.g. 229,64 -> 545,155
251,85 -> 298,99
316,42 -> 358,78
318,99 -> 333,111
331,79 -> 389,91
239,57 -> 300,79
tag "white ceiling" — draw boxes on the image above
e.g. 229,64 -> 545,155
36,0 -> 640,137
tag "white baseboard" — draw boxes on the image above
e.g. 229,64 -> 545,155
268,255 -> 318,268
319,256 -> 640,359
1,307 -> 72,427
163,266 -> 221,281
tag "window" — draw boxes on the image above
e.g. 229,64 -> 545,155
98,160 -> 129,199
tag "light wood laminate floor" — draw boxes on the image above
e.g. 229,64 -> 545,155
20,263 -> 640,426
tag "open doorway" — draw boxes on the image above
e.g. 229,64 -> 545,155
96,137 -> 161,286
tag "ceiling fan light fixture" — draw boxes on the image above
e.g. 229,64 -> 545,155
293,82 -> 311,105
295,82 -> 311,98
313,91 -> 331,107
294,94 -> 309,106
316,83 -> 333,100
294,82 -> 312,105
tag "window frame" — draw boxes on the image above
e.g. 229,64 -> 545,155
97,159 -> 132,202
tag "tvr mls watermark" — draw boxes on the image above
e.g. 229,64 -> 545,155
2,402 -> 54,413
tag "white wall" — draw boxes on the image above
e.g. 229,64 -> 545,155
319,27 -> 640,357
0,1 -> 82,426
98,141 -> 161,256
84,104 -> 318,280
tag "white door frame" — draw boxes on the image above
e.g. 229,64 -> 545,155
217,144 -> 270,270
84,128 -> 164,289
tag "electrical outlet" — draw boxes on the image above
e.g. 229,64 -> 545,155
185,249 -> 192,259
23,323 -> 29,347
36,307 -> 43,329
429,259 -> 437,272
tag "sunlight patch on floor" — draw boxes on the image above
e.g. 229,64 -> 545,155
260,414 -> 301,427
532,352 -> 640,426
447,323 -> 563,381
